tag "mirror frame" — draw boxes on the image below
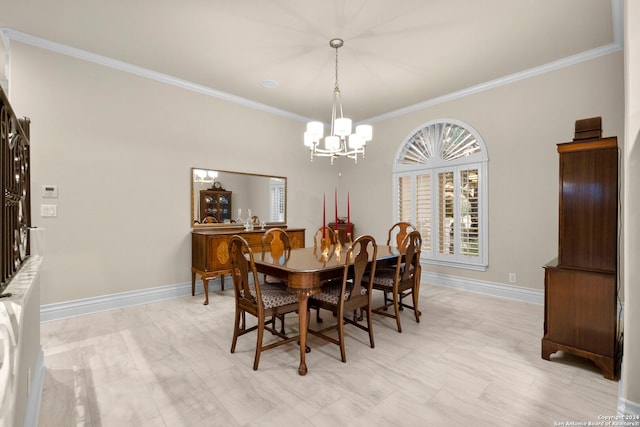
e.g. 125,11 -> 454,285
191,168 -> 287,228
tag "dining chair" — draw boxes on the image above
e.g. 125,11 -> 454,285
261,228 -> 292,332
308,235 -> 378,362
387,221 -> 416,250
311,225 -> 340,323
228,235 -> 300,370
370,230 -> 422,333
382,221 -> 417,306
261,228 -> 291,271
202,216 -> 218,223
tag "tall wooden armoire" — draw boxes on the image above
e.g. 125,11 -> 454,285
542,117 -> 620,380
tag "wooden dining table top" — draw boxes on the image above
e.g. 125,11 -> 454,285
252,244 -> 401,290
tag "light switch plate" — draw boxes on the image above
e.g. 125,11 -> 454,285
42,185 -> 58,198
40,204 -> 57,217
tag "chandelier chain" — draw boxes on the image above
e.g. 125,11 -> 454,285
334,45 -> 340,92
333,43 -> 344,122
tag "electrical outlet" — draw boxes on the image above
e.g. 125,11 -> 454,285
508,273 -> 517,283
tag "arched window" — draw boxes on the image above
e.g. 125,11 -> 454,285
393,119 -> 488,270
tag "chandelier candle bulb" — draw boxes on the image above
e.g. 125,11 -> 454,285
325,135 -> 340,151
348,134 -> 363,149
307,122 -> 323,140
356,124 -> 372,141
304,132 -> 314,147
334,118 -> 352,136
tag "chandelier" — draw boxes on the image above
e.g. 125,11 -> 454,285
303,38 -> 372,164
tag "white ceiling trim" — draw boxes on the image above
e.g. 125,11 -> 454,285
0,27 -> 313,123
367,41 -> 623,124
369,0 -> 623,123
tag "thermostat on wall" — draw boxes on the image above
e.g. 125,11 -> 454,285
42,185 -> 58,198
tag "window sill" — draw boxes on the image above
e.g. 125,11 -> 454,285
422,257 -> 488,272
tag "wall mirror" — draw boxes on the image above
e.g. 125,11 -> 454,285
191,168 -> 286,227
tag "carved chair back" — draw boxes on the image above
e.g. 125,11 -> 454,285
387,222 -> 416,251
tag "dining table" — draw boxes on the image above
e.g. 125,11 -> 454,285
252,244 -> 402,375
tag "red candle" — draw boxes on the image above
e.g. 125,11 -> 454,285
335,188 -> 338,226
323,193 -> 326,238
347,192 -> 351,234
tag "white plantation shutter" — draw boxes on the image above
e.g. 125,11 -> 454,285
460,168 -> 479,257
415,173 -> 431,252
270,179 -> 285,222
393,119 -> 488,270
438,171 -> 454,255
397,176 -> 413,222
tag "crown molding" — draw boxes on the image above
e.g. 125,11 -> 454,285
0,27 -> 313,124
369,0 -> 624,123
368,43 -> 623,124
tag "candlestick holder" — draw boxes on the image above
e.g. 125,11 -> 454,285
314,235 -> 330,261
334,237 -> 342,258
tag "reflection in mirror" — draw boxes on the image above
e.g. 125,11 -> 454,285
191,168 -> 286,227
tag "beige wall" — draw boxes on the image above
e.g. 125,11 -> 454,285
0,39 -> 7,91
344,52 -> 625,291
623,0 -> 640,410
9,42 -> 336,305
8,40 -> 625,303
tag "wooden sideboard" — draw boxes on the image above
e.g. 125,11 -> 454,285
192,227 -> 305,304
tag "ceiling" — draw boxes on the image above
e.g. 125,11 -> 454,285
0,0 -> 621,124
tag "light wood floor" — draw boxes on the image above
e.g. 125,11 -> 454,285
39,284 -> 619,427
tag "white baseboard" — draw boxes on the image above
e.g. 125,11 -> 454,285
423,273 -> 626,318
40,273 -> 539,322
41,271 -> 618,323
617,363 -> 640,418
40,279 -> 222,322
24,348 -> 44,427
618,396 -> 640,418
423,272 -> 544,305
40,273 -> 542,322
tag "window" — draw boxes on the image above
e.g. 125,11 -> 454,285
393,119 -> 488,270
269,178 -> 285,222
